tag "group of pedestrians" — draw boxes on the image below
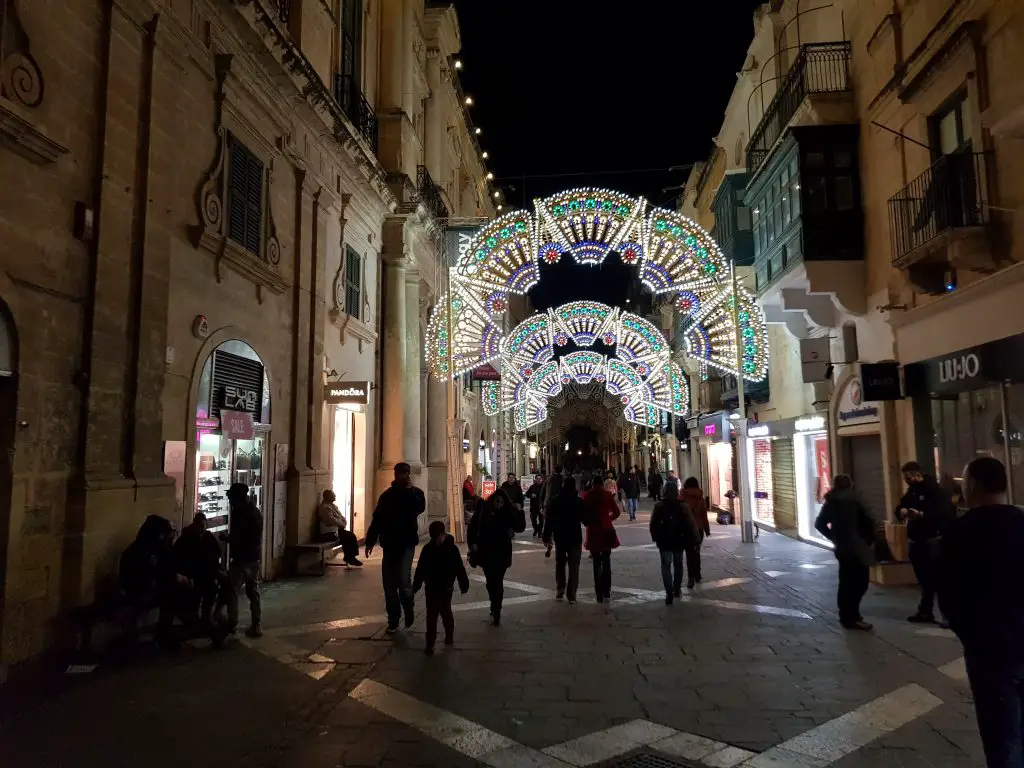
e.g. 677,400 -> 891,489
117,482 -> 264,648
650,479 -> 711,602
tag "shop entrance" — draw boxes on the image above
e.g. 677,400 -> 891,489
0,303 -> 17,648
842,434 -> 886,522
331,408 -> 355,529
192,341 -> 272,567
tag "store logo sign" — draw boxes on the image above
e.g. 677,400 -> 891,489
748,424 -> 770,437
221,409 -> 254,440
938,353 -> 981,384
704,424 -> 717,436
796,416 -> 826,432
325,381 -> 370,406
224,386 -> 259,413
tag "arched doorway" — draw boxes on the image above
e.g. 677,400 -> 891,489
190,340 -> 272,567
0,302 -> 16,647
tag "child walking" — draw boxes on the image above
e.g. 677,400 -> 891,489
413,520 -> 470,655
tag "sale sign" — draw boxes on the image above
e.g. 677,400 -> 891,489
481,479 -> 496,499
221,410 -> 255,440
814,436 -> 831,502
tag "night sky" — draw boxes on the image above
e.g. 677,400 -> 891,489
451,1 -> 764,309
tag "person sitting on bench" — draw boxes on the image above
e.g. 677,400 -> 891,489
317,489 -> 362,566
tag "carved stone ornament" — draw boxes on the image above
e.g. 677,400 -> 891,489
189,53 -> 286,302
0,0 -> 66,164
1,0 -> 43,108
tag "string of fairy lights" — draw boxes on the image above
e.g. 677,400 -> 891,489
424,188 -> 769,430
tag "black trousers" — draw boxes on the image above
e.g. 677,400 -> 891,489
424,588 -> 455,648
482,563 -> 508,617
530,507 -> 544,536
686,535 -> 704,583
837,556 -> 870,626
592,551 -> 612,598
908,538 -> 940,616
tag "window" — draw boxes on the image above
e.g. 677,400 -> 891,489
340,0 -> 363,85
752,205 -> 761,257
771,177 -> 783,236
766,187 -> 776,244
932,96 -> 969,156
227,135 -> 264,255
343,245 -> 362,320
805,175 -> 827,213
789,157 -> 801,219
780,165 -> 791,227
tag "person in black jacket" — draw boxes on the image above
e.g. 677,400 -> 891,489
500,473 -> 525,510
467,489 -> 525,625
542,477 -> 587,603
366,462 -> 426,633
937,457 -> 1024,768
815,475 -> 876,631
618,469 -> 640,521
526,474 -> 545,537
413,520 -> 469,655
649,485 -> 699,604
173,513 -> 224,629
896,461 -> 955,624
223,483 -> 264,638
120,514 -> 191,648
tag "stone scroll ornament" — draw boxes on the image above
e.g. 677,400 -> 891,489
1,0 -> 45,108
424,188 -> 769,428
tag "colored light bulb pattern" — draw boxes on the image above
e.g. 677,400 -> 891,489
425,188 -> 769,410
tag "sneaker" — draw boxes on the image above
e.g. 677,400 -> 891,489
344,557 -> 364,567
444,635 -> 454,646
245,625 -> 263,639
555,593 -> 564,601
686,580 -> 695,590
386,622 -> 400,633
907,613 -> 936,624
424,646 -> 435,656
665,595 -> 673,605
567,598 -> 577,605
937,619 -> 951,630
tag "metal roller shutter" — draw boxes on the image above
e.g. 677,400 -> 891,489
210,350 -> 264,420
847,434 -> 886,523
772,439 -> 797,531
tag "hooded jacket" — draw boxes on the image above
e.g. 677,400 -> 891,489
366,482 -> 426,551
413,534 -> 470,594
815,488 -> 876,566
649,498 -> 699,552
467,494 -> 527,568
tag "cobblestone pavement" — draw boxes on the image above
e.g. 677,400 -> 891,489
0,501 -> 983,767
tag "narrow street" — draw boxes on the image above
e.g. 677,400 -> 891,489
0,503 -> 981,767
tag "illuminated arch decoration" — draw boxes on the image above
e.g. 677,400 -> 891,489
424,187 -> 768,383
477,301 -> 691,430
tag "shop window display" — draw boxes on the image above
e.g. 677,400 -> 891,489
751,438 -> 774,525
795,429 -> 832,546
707,442 -> 733,511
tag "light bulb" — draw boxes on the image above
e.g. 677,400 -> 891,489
493,191 -> 500,199
486,172 -> 493,180
465,96 -> 473,106
454,59 -> 463,70
482,151 -> 489,159
497,205 -> 503,211
475,127 -> 482,136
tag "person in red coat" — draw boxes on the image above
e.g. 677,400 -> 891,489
585,479 -> 621,602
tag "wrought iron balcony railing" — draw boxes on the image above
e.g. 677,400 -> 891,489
276,0 -> 291,24
334,74 -> 378,153
888,150 -> 990,265
416,165 -> 450,222
746,42 -> 852,173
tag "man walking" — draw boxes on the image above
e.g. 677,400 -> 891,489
366,462 -> 425,632
543,477 -> 586,603
223,483 -> 263,638
617,467 -> 640,521
896,461 -> 955,624
938,457 -> 1024,767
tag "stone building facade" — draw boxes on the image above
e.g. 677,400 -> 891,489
0,0 -> 492,675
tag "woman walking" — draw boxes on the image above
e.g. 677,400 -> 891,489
814,474 -> 876,631
543,477 -> 587,603
650,485 -> 699,603
584,479 -> 621,602
680,477 -> 711,588
467,489 -> 526,626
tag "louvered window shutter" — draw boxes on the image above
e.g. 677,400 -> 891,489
226,135 -> 264,256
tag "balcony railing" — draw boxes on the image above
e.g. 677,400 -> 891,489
334,74 -> 378,153
887,151 -> 990,265
276,0 -> 291,24
416,165 -> 450,222
746,42 -> 852,173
